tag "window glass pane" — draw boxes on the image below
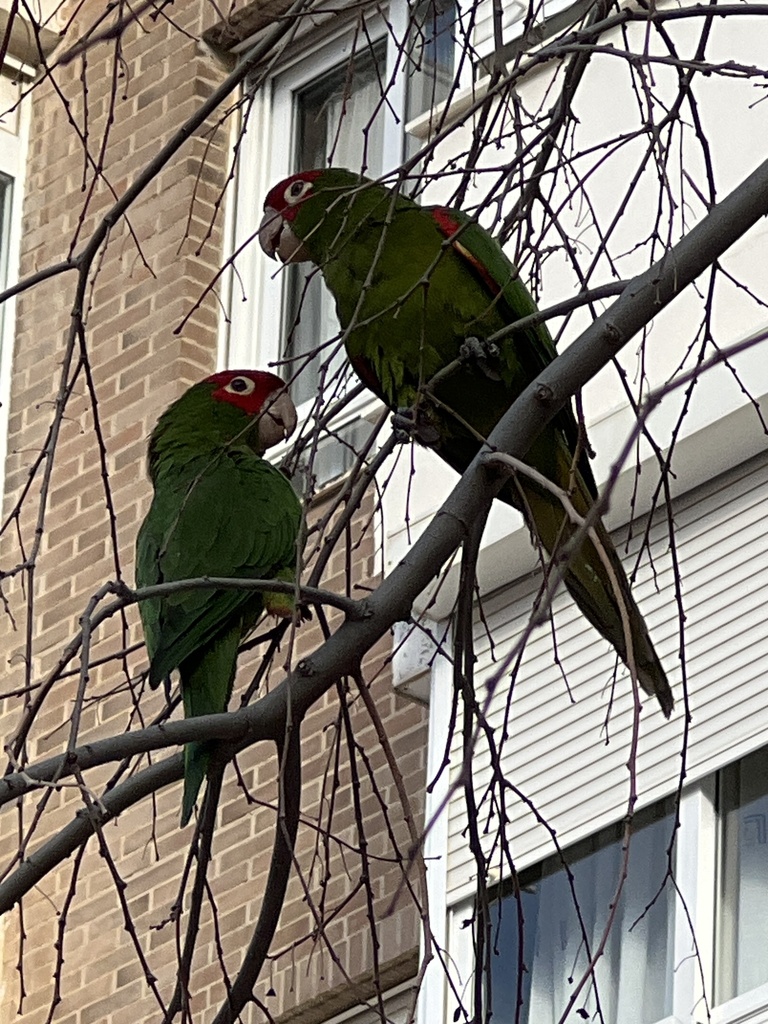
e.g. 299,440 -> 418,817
0,174 -> 11,274
0,173 -> 13,341
317,417 -> 373,485
716,747 -> 768,1003
295,44 -> 387,173
285,41 -> 387,408
490,805 -> 675,1024
405,0 -> 456,124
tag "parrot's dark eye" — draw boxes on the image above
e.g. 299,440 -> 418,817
285,179 -> 313,206
225,376 -> 256,395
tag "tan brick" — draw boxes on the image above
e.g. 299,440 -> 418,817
0,12 -> 427,1024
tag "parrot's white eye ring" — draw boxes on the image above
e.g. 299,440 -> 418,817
285,180 -> 313,206
226,376 -> 256,395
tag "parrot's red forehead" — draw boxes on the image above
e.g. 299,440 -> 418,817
204,369 -> 286,415
263,169 -> 324,216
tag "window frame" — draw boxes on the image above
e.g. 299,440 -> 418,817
221,1 -> 469,488
278,30 -> 392,411
438,768 -> 768,1024
222,20 -> 399,486
0,65 -> 31,505
223,8 -> 402,378
221,0 -> 471,388
712,751 -> 768,1022
487,800 -> 678,1024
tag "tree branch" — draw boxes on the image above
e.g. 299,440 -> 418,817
3,152 -> 768,807
212,726 -> 302,1024
1,155 -> 767,946
0,756 -> 183,914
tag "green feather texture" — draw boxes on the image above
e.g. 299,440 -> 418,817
136,374 -> 302,825
262,168 -> 672,717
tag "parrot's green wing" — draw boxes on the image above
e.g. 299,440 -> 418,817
137,447 -> 301,824
428,205 -> 598,499
430,208 -> 551,349
137,447 -> 300,687
428,206 -> 671,714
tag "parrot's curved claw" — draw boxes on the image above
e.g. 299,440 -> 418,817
460,336 -> 502,381
391,407 -> 441,448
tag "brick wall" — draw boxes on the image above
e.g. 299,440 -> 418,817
0,4 -> 428,1022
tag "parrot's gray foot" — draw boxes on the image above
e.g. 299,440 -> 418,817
392,407 -> 441,448
460,336 -> 502,380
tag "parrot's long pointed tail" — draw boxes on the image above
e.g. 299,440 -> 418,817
508,467 -> 673,717
181,741 -> 210,827
178,630 -> 241,827
569,525 -> 673,717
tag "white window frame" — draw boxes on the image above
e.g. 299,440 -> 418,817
220,1 -> 471,489
433,764 -> 768,1024
0,63 -> 32,504
223,8 -> 403,381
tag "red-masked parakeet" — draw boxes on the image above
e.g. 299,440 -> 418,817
259,168 -> 672,716
136,370 -> 302,825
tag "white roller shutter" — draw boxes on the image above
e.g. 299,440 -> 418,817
446,452 -> 768,904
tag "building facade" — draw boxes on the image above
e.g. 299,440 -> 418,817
1,1 -> 768,1024
0,2 -> 427,1023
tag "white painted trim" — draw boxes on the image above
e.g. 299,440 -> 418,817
0,73 -> 30,506
417,633 -> 453,1024
216,95 -> 242,371
674,780 -> 717,1023
712,986 -> 768,1024
222,82 -> 277,370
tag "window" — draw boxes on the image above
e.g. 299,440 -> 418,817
488,802 -> 675,1024
0,68 -> 29,502
283,38 -> 389,408
716,746 -> 768,1003
225,2 -> 459,487
281,5 -> 458,410
441,745 -> 768,1024
405,0 -> 457,125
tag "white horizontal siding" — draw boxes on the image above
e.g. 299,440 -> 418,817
446,452 -> 768,903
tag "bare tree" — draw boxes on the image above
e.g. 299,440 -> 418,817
1,1 -> 767,1022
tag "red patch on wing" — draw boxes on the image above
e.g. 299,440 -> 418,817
206,369 -> 286,416
431,206 -> 500,297
431,207 -> 461,236
263,169 -> 325,220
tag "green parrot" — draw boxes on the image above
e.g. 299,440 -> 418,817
259,168 -> 672,717
136,369 -> 302,825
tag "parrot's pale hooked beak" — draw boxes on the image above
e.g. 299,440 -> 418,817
258,390 -> 298,451
258,207 -> 311,264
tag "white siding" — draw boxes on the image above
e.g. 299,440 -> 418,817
446,452 -> 768,903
